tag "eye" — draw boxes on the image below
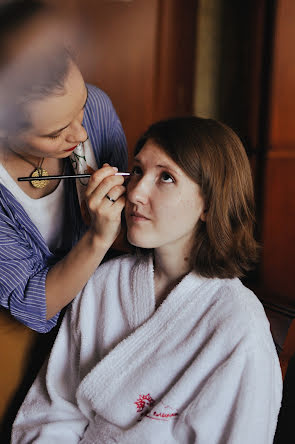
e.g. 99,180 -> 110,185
160,172 -> 174,183
48,133 -> 61,140
131,165 -> 142,176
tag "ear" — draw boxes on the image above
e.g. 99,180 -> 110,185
200,209 -> 207,222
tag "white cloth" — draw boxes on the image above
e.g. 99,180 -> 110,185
12,254 -> 282,444
69,139 -> 98,225
0,164 -> 65,251
0,137 -> 97,250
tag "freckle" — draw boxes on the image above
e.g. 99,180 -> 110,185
184,256 -> 189,262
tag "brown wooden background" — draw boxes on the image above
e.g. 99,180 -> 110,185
1,0 -> 295,437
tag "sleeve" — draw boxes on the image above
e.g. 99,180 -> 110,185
0,192 -> 59,332
83,84 -> 128,172
11,304 -> 88,444
176,343 -> 282,444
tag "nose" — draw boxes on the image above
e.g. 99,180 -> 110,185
127,176 -> 152,206
66,113 -> 87,144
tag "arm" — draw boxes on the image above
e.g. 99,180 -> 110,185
0,188 -> 58,332
45,165 -> 126,320
0,164 -> 125,329
45,86 -> 129,318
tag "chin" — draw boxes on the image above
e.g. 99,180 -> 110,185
127,236 -> 144,248
127,232 -> 153,249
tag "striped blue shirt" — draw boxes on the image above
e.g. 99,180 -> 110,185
0,84 -> 127,332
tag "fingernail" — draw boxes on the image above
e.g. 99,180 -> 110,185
113,166 -> 118,172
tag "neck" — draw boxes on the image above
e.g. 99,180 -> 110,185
8,148 -> 43,165
0,146 -> 65,197
154,249 -> 191,282
153,240 -> 193,306
0,144 -> 41,165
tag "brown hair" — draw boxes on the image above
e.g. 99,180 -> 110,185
133,116 -> 259,279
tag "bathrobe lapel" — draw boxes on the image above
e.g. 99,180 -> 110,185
120,254 -> 155,329
77,255 -> 219,427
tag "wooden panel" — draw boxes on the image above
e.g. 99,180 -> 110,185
279,318 -> 295,379
244,0 -> 268,150
261,154 -> 295,305
260,0 -> 295,307
45,1 -> 198,164
154,0 -> 197,120
77,0 -> 159,164
220,0 -> 267,150
269,0 -> 295,149
0,310 -> 37,420
74,0 -> 198,163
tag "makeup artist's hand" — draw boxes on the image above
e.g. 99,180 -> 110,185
46,164 -> 126,320
85,164 -> 126,247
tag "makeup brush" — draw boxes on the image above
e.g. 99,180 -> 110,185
18,172 -> 130,182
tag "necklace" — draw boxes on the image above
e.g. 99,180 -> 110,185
13,151 -> 49,189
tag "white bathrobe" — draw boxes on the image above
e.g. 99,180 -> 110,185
12,254 -> 282,444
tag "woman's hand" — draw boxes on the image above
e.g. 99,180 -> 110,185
46,164 -> 126,320
85,164 -> 126,248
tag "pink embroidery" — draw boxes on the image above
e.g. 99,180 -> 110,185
151,411 -> 178,418
134,394 -> 155,413
134,394 -> 178,422
146,402 -> 179,422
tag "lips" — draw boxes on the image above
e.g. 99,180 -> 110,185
130,211 -> 149,221
64,145 -> 77,152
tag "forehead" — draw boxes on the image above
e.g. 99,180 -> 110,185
135,141 -> 181,172
134,140 -> 202,194
25,63 -> 86,134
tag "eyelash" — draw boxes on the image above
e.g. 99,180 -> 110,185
161,172 -> 174,183
131,166 -> 175,183
131,166 -> 142,176
48,133 -> 61,140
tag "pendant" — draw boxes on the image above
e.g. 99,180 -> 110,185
30,168 -> 49,189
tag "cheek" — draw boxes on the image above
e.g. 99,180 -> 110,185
31,137 -> 63,153
153,194 -> 183,225
163,193 -> 203,227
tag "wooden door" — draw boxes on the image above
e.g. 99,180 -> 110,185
75,0 -> 197,164
78,0 -> 159,164
261,0 -> 295,307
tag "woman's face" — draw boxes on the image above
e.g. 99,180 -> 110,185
125,141 -> 206,253
11,62 -> 88,158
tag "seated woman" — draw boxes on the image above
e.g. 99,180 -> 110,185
12,117 -> 282,444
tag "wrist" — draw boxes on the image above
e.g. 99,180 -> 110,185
85,228 -> 112,255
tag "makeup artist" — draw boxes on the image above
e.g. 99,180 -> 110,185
0,0 -> 128,333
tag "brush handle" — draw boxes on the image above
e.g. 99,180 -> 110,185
18,172 -> 130,182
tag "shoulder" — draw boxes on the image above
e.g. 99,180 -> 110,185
72,254 -> 137,304
207,278 -> 273,350
0,183 -> 28,229
0,183 -> 15,209
69,254 -> 139,327
84,83 -> 115,115
83,84 -> 123,150
214,278 -> 265,321
93,253 -> 138,282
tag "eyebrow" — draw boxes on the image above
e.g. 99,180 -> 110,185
133,158 -> 179,175
157,164 -> 179,174
42,88 -> 89,137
